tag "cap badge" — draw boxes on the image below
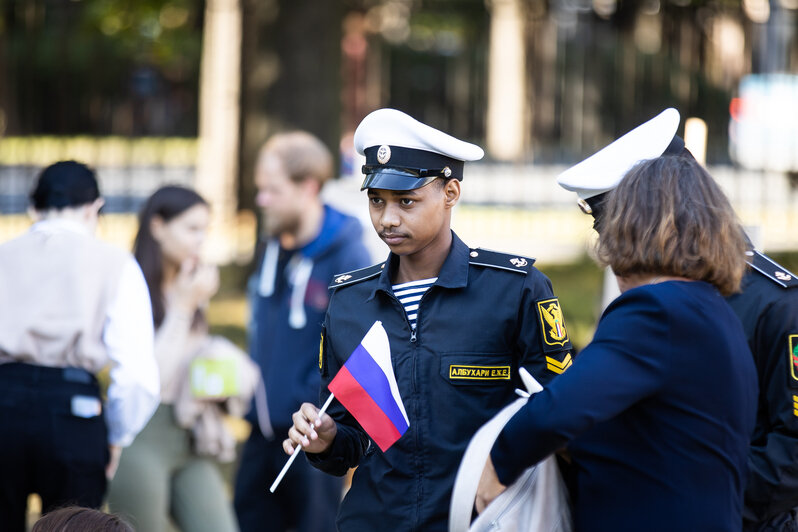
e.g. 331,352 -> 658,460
510,257 -> 527,268
334,274 -> 352,284
776,271 -> 792,282
443,166 -> 452,178
377,145 -> 391,164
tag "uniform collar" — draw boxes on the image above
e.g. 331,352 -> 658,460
369,231 -> 469,300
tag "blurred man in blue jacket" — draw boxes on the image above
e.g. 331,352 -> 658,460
234,132 -> 372,532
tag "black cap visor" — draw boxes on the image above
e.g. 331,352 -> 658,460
360,167 -> 441,191
581,192 -> 608,232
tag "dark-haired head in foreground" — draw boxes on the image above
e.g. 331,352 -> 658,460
32,506 -> 134,532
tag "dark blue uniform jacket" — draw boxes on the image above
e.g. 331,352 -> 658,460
492,280 -> 758,532
309,232 -> 572,531
727,253 -> 798,531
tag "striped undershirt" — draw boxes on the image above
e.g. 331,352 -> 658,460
392,277 -> 437,330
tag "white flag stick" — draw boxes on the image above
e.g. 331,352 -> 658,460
269,392 -> 336,493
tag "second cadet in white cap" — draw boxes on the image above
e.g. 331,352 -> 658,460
284,108 -> 575,531
557,107 -> 685,221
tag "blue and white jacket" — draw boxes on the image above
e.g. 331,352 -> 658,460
247,205 -> 372,436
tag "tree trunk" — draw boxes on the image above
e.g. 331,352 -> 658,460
196,0 -> 242,263
238,0 -> 343,213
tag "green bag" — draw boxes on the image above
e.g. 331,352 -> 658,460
189,356 -> 240,398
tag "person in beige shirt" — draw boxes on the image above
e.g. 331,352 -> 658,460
107,185 -> 257,532
0,161 -> 160,531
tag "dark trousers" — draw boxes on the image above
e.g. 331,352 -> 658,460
0,363 -> 108,532
234,425 -> 341,532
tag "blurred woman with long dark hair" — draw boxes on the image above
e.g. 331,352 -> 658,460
107,186 -> 248,532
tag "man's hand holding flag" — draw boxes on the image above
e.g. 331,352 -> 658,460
273,321 -> 409,492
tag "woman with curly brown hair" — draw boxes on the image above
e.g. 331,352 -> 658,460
477,155 -> 759,531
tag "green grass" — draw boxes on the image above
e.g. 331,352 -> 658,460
537,256 -> 604,352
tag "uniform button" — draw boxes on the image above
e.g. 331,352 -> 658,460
470,251 -> 478,258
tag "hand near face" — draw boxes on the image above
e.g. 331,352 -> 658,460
283,402 -> 337,455
476,455 -> 507,514
171,259 -> 219,313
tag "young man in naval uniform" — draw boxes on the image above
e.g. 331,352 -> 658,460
557,108 -> 798,532
283,108 -> 573,531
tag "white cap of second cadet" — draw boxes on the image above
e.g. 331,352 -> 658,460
354,108 -> 484,191
556,108 -> 681,200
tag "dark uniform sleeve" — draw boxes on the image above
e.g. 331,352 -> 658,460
306,306 -> 370,476
516,269 -> 574,386
492,289 -> 668,485
744,292 -> 798,524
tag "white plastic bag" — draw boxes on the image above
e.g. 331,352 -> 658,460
449,368 -> 572,532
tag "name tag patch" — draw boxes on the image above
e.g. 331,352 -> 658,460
449,365 -> 511,381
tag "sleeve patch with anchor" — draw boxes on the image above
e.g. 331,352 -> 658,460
537,298 -> 570,350
790,334 -> 798,386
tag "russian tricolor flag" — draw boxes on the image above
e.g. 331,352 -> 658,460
328,321 -> 409,452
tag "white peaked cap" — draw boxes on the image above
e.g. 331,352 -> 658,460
354,108 -> 484,161
557,108 -> 681,200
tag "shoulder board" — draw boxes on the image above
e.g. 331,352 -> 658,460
747,250 -> 798,288
468,248 -> 535,274
329,262 -> 385,289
